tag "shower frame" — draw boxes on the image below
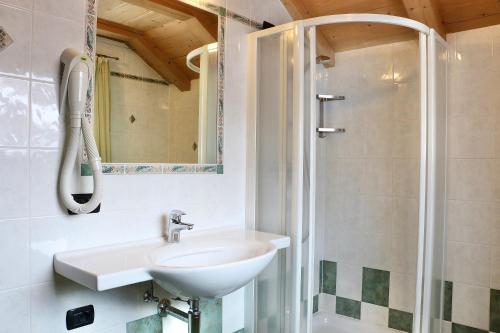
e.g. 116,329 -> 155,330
246,14 -> 448,333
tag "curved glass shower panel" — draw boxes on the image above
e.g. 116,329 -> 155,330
313,22 -> 422,333
247,15 -> 447,333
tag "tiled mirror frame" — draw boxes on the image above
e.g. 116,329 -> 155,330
81,0 -> 245,175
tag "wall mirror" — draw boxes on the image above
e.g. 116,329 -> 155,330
85,0 -> 224,174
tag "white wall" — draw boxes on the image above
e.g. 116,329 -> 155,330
0,0 -> 290,332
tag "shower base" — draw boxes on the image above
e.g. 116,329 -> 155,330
313,312 -> 398,333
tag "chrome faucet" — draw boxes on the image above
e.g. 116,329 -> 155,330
167,210 -> 193,243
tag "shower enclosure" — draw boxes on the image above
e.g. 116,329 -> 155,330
246,14 -> 447,333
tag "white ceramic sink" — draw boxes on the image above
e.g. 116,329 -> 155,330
150,237 -> 277,298
54,228 -> 289,298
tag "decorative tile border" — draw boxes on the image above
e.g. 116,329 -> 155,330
442,281 -> 500,333
388,309 -> 413,333
336,296 -> 361,319
81,0 -> 261,175
320,260 -> 337,295
316,265 -> 500,333
317,261 -> 414,332
82,163 -> 222,175
362,267 -> 390,307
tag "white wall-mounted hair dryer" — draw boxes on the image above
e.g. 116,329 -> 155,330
59,48 -> 103,214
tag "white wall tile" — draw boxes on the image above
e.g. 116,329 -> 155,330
441,320 -> 452,333
336,263 -> 362,301
0,5 -> 31,78
451,283 -> 490,331
447,200 -> 495,245
31,12 -> 84,83
33,0 -> 86,23
446,241 -> 490,287
0,149 -> 28,219
318,293 -> 336,314
0,287 -> 30,333
393,158 -> 420,199
30,82 -> 62,148
389,272 -> 416,313
0,0 -> 32,10
448,158 -> 500,201
361,230 -> 391,271
30,279 -> 161,333
363,195 -> 392,236
491,246 -> 500,289
30,211 -> 163,284
0,219 -> 29,290
360,303 -> 388,326
0,76 -> 29,147
29,149 -> 65,217
448,107 -> 496,158
363,159 -> 393,195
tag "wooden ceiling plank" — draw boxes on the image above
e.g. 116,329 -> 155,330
281,0 -> 336,67
97,18 -> 191,91
120,0 -> 218,40
130,36 -> 191,91
401,0 -> 446,36
444,12 -> 500,33
119,0 -> 191,21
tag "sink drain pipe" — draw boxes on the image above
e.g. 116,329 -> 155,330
187,298 -> 201,333
157,298 -> 201,333
144,283 -> 201,333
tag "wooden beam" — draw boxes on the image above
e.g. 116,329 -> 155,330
97,19 -> 191,91
280,0 -> 336,67
121,0 -> 218,40
401,0 -> 446,37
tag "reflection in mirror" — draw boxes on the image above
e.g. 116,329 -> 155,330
94,0 -> 219,164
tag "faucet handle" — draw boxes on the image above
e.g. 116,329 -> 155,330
169,209 -> 186,222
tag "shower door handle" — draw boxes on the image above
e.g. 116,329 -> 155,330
317,127 -> 346,134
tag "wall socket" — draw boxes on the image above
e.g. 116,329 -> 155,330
66,305 -> 94,330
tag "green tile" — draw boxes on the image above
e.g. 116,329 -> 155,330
443,281 -> 453,322
362,267 -> 390,307
336,297 -> 361,319
388,309 -> 413,333
127,314 -> 162,333
216,164 -> 224,174
452,323 -> 488,333
320,260 -> 336,295
491,289 -> 500,332
313,294 -> 319,313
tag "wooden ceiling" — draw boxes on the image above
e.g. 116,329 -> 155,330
97,0 -> 218,91
281,0 -> 500,66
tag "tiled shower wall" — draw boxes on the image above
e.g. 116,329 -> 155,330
314,39 -> 421,332
0,0 -> 290,333
314,25 -> 500,333
444,25 -> 500,333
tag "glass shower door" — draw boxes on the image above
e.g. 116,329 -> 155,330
247,22 -> 314,333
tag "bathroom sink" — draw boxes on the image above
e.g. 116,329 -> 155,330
54,228 -> 289,298
150,238 -> 277,298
